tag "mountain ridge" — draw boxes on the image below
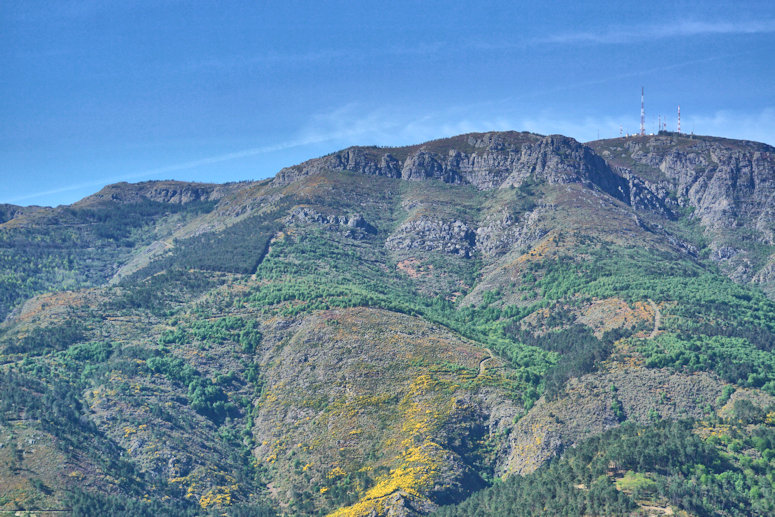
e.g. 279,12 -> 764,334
2,130 -> 775,516
271,130 -> 775,296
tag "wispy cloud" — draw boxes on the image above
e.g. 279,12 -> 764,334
294,101 -> 775,153
4,135 -> 335,204
294,103 -> 499,149
177,40 -> 447,73
2,103 -> 506,205
686,107 -> 775,145
9,100 -> 774,206
540,19 -> 775,45
179,18 -> 773,73
294,102 -> 544,154
5,107 -> 447,205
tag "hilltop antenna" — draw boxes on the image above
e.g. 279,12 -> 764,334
658,114 -> 661,134
619,125 -> 623,137
640,87 -> 645,136
677,105 -> 681,134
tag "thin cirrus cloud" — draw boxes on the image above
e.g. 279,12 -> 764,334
177,41 -> 447,73
172,19 -> 772,73
4,120 -> 397,205
8,104 -> 774,206
5,104 -> 483,205
4,138 -> 323,204
539,19 -> 775,45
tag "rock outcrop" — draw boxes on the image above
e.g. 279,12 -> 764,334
288,206 -> 377,237
78,180 -> 242,206
275,130 -> 775,294
386,218 -> 476,257
474,206 -> 550,258
0,204 -> 29,224
275,132 -> 631,204
591,134 -> 775,287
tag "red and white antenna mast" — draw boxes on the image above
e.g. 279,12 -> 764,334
640,87 -> 645,136
677,105 -> 681,134
658,114 -> 661,133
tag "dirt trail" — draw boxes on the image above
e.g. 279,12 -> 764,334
477,348 -> 495,378
648,299 -> 661,339
639,504 -> 673,515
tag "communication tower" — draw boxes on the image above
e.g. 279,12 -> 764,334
677,105 -> 681,134
640,87 -> 645,136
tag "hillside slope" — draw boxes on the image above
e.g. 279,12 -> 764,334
1,131 -> 774,516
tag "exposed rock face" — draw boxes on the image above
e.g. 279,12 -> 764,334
288,206 -> 376,235
274,132 -> 535,188
474,207 -> 549,258
500,135 -> 628,204
661,145 -> 775,232
79,180 -> 240,206
275,148 -> 402,183
616,169 -> 675,217
276,131 -> 775,295
752,257 -> 775,294
590,134 -> 775,290
281,132 -> 774,247
275,133 -> 630,203
596,135 -> 775,236
386,218 -> 476,257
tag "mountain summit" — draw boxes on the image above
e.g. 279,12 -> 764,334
1,131 -> 775,515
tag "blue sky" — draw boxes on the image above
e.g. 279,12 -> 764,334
2,1 -> 774,207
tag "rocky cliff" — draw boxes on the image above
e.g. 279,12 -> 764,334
275,131 -> 775,297
77,180 -> 245,206
591,133 -> 775,294
276,132 -> 630,202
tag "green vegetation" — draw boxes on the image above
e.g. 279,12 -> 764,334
435,417 -> 775,516
160,316 -> 263,352
640,333 -> 775,394
67,489 -> 203,517
526,241 -> 775,394
614,471 -> 656,496
134,209 -> 284,277
3,319 -> 85,355
3,135 -> 775,515
112,268 -> 222,315
147,355 -> 237,423
0,368 -> 147,494
509,323 -> 618,399
245,229 -> 554,407
0,198 -> 215,319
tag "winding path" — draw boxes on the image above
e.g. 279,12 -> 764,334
477,348 -> 495,378
648,299 -> 661,339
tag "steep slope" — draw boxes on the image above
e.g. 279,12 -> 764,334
275,132 -> 630,204
590,132 -> 775,296
437,417 -> 775,517
1,131 -> 774,516
0,181 -> 245,320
